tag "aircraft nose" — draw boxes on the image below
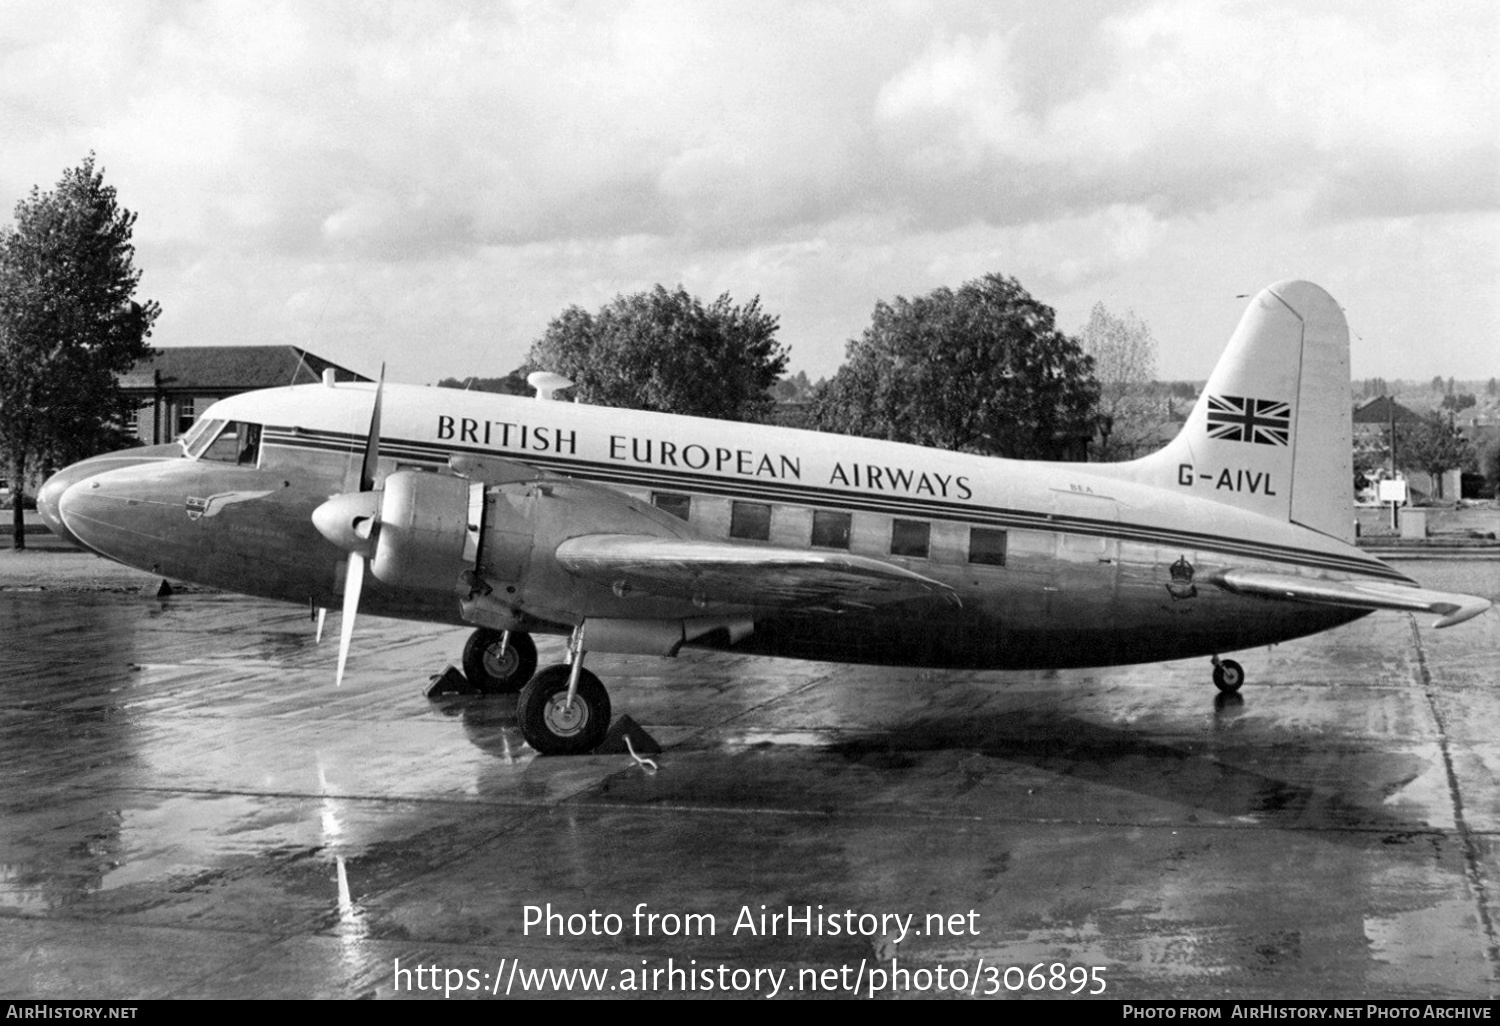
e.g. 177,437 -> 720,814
39,462 -> 112,553
52,468 -> 166,566
54,476 -> 109,554
35,445 -> 184,553
36,471 -> 73,542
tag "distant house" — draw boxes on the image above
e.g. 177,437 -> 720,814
1350,396 -> 1477,502
1352,396 -> 1421,438
121,346 -> 369,444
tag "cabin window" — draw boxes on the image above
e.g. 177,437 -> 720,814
968,527 -> 1007,566
811,510 -> 852,549
200,421 -> 262,466
729,501 -> 771,541
652,492 -> 692,521
891,518 -> 931,558
1059,533 -> 1108,559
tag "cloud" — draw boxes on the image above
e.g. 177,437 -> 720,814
868,2 -> 1499,230
1,0 -> 1494,384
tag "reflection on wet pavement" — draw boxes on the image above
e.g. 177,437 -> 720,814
0,559 -> 1496,998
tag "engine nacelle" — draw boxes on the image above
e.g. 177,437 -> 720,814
370,470 -> 480,592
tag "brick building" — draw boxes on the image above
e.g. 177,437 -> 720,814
121,346 -> 368,444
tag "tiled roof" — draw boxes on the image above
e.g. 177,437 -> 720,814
1352,396 -> 1421,424
120,346 -> 370,391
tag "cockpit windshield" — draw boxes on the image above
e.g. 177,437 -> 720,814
196,421 -> 263,466
180,417 -> 221,457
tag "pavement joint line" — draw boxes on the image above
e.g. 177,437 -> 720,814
42,781 -> 1500,836
1408,613 -> 1500,976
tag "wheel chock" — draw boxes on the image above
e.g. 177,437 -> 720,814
595,715 -> 662,756
138,578 -> 173,598
424,665 -> 474,698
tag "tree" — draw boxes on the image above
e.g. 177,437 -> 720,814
1401,411 -> 1475,500
1076,302 -> 1160,461
772,369 -> 816,402
435,369 -> 531,395
0,155 -> 158,548
526,285 -> 787,422
1440,392 -> 1476,414
1479,436 -> 1500,500
813,273 -> 1101,460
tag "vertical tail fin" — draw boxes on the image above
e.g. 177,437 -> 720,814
1107,280 -> 1354,541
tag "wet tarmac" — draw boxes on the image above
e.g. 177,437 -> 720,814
1,560 -> 1496,1000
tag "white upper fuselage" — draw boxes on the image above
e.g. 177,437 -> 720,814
210,379 -> 1391,585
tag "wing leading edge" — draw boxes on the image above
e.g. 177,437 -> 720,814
555,534 -> 959,612
1212,569 -> 1491,629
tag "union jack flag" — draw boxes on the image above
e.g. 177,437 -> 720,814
1206,395 -> 1290,446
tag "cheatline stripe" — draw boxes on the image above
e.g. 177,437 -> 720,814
261,427 -> 1408,582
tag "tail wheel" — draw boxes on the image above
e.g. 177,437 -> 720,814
462,629 -> 537,695
1212,658 -> 1245,693
517,665 -> 611,755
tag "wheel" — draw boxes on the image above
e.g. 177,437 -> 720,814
517,665 -> 611,755
462,629 -> 537,694
1212,658 -> 1245,693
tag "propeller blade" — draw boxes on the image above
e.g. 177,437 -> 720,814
336,554 -> 365,687
359,365 -> 385,493
315,607 -> 327,644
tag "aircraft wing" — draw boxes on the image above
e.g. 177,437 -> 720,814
1212,569 -> 1491,629
555,534 -> 960,612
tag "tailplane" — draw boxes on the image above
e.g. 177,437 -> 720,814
1104,280 -> 1354,541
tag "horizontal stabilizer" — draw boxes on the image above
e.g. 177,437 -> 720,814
1211,569 -> 1491,629
555,534 -> 959,612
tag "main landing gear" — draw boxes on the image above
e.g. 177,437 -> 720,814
1210,655 -> 1245,694
516,626 -> 610,756
462,628 -> 537,694
459,626 -> 611,755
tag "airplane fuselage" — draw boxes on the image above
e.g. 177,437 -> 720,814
47,381 -> 1401,670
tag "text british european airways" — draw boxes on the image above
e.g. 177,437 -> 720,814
436,415 -> 974,501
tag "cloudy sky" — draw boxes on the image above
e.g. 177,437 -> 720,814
2,0 -> 1496,386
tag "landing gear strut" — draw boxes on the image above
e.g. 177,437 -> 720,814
462,628 -> 537,694
1211,656 -> 1245,694
517,625 -> 610,755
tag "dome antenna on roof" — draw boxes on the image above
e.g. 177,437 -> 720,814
527,371 -> 574,401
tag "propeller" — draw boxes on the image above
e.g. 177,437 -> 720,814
311,366 -> 384,686
336,550 -> 363,687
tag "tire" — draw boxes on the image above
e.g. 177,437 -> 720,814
462,629 -> 537,695
517,665 -> 611,756
1212,658 -> 1245,694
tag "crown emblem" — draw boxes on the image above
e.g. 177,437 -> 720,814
1166,556 -> 1198,599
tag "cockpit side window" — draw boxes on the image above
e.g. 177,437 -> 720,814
198,421 -> 263,466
